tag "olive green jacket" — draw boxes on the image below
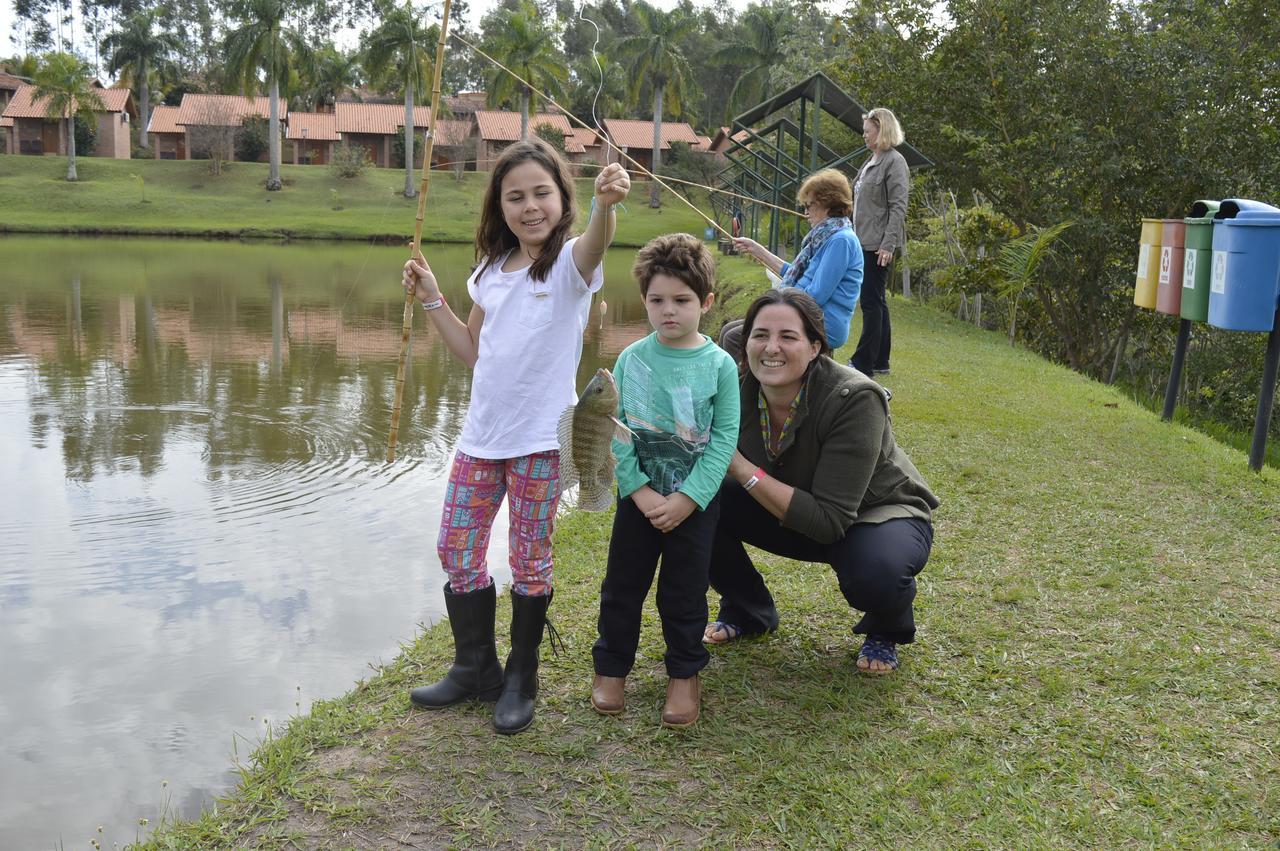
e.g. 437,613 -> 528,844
738,357 -> 938,544
854,147 -> 910,254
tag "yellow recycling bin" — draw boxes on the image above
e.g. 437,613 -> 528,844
1134,218 -> 1162,308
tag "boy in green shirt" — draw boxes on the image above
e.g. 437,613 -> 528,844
589,234 -> 740,728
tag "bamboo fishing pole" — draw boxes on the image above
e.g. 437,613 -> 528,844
387,0 -> 453,463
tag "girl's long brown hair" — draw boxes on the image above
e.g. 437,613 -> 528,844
475,138 -> 577,282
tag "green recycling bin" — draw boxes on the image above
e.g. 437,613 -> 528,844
1181,200 -> 1220,322
1134,218 -> 1162,308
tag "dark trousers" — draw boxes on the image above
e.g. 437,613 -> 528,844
850,252 -> 892,373
708,483 -> 932,644
593,494 -> 721,679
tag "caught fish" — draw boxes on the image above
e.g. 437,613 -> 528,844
556,368 -> 633,512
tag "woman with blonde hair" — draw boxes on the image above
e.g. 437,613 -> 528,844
849,107 -> 909,378
721,168 -> 864,360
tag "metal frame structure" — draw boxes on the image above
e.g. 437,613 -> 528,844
714,72 -> 933,256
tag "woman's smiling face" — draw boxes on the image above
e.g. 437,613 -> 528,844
746,304 -> 822,396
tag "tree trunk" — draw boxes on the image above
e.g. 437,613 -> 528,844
267,76 -> 282,190
649,85 -> 662,208
1107,302 -> 1137,385
403,84 -> 416,198
520,88 -> 529,140
139,60 -> 150,149
66,116 -> 78,181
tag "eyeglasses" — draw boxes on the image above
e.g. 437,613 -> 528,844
798,201 -> 818,212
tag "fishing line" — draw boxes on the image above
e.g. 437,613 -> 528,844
577,4 -> 613,165
450,29 -> 732,239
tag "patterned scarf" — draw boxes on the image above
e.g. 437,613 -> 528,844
779,216 -> 852,288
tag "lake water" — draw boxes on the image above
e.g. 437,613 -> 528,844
0,236 -> 651,849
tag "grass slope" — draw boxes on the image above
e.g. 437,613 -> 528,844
0,154 -> 709,245
141,259 -> 1279,849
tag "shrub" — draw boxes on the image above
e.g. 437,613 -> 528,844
330,142 -> 370,178
533,122 -> 566,154
393,131 -> 425,169
73,115 -> 97,155
236,116 -> 270,163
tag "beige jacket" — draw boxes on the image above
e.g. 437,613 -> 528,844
854,147 -> 910,254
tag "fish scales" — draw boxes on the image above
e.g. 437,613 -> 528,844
556,368 -> 630,512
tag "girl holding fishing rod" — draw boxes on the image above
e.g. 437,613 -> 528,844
401,138 -> 630,735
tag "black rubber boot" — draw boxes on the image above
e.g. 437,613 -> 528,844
410,582 -> 504,709
492,590 -> 552,735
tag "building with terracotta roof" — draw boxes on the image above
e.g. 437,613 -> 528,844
145,105 -> 185,159
333,101 -> 432,167
167,93 -> 280,161
0,72 -> 23,155
285,111 -> 340,165
599,118 -> 699,171
2,81 -> 135,158
474,110 -> 572,170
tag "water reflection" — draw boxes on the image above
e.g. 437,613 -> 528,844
0,235 -> 649,849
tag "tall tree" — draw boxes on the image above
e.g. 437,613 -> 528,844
615,0 -> 696,207
710,3 -> 791,115
307,43 -> 360,110
101,8 -> 180,150
32,51 -> 105,181
224,0 -> 314,190
481,0 -> 567,140
362,4 -> 436,198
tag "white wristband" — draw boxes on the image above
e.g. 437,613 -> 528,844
743,473 -> 761,492
421,295 -> 444,311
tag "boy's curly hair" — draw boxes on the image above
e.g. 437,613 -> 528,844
631,233 -> 716,300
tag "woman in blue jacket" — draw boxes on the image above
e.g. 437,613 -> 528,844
721,169 -> 864,360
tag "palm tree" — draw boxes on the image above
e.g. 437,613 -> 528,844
224,0 -> 314,191
308,44 -> 361,111
362,5 -> 436,198
997,220 -> 1075,343
615,1 -> 696,207
101,10 -> 179,151
482,0 -> 567,141
32,52 -> 105,182
710,5 -> 791,116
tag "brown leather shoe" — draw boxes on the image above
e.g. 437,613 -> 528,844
590,675 -> 626,715
660,674 -> 700,728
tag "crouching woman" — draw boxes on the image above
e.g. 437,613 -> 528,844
704,289 -> 939,674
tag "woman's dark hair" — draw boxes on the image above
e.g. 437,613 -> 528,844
475,137 -> 577,282
741,289 -> 832,358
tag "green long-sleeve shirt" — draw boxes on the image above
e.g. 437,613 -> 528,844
612,333 -> 740,509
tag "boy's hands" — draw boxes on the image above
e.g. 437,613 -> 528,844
402,251 -> 441,303
594,163 -> 630,207
630,485 -> 665,517
643,492 -> 697,533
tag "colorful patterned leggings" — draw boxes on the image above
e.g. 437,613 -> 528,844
437,450 -> 560,597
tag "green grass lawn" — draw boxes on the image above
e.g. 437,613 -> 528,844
0,154 -> 710,245
137,257 -> 1280,849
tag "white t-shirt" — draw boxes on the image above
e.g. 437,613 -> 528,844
457,237 -> 604,459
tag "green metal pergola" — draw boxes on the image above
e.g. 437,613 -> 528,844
713,72 -> 934,257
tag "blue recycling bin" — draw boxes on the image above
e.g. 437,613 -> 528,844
1209,199 -> 1280,332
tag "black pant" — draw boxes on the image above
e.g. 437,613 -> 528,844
708,482 -> 932,643
850,251 -> 892,373
593,494 -> 721,678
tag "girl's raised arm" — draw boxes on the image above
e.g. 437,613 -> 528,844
402,253 -> 484,368
573,163 -> 631,281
